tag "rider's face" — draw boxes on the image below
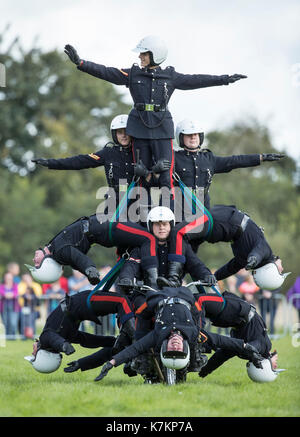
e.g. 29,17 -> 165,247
183,133 -> 200,150
32,340 -> 39,357
275,258 -> 283,273
139,52 -> 151,68
167,333 -> 184,352
116,128 -> 131,147
152,221 -> 171,241
270,352 -> 278,369
33,249 -> 45,268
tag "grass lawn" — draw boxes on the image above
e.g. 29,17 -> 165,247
0,335 -> 299,418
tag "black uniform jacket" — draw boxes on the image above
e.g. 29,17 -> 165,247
118,240 -> 212,282
78,61 -> 231,139
112,287 -> 200,366
208,206 -> 275,280
174,149 -> 261,209
46,142 -> 134,192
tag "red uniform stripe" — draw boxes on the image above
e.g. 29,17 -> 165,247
116,222 -> 156,256
194,302 -> 201,312
176,215 -> 209,254
132,140 -> 136,163
170,140 -> 175,199
90,295 -> 132,314
196,295 -> 224,311
135,302 -> 148,314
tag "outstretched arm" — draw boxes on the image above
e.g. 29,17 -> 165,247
33,152 -> 105,170
94,331 -> 157,381
214,257 -> 244,281
64,44 -> 130,86
173,71 -> 247,90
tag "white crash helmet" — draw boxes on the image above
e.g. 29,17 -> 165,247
25,256 -> 63,284
252,262 -> 291,291
110,114 -> 129,145
24,349 -> 62,373
175,119 -> 204,148
160,338 -> 190,370
132,35 -> 168,65
147,206 -> 175,232
246,359 -> 285,383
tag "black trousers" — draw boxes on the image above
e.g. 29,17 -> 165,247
133,138 -> 175,193
112,221 -> 158,270
39,291 -> 135,353
39,305 -> 115,353
89,291 -> 134,325
204,330 -> 245,355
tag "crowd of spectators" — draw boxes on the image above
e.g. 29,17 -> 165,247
0,262 -> 114,340
1,262 -> 300,340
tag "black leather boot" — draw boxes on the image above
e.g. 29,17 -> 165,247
144,267 -> 159,289
157,261 -> 184,288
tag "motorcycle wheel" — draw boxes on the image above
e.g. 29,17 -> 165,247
164,367 -> 176,385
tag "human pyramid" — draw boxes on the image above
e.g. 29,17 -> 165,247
25,35 -> 288,384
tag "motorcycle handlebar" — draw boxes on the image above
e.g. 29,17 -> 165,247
186,281 -> 211,287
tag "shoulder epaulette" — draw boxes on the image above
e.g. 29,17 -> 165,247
104,142 -> 115,149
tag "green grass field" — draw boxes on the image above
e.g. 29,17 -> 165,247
0,335 -> 299,418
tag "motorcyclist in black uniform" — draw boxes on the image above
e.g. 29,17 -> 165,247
194,289 -> 278,379
174,119 -> 285,210
64,36 -> 247,197
117,206 -> 216,293
27,215 -> 162,286
62,206 -> 215,377
94,286 -> 264,383
32,114 -> 135,210
181,204 -> 285,283
27,288 -> 136,368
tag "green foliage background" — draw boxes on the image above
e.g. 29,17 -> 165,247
0,31 -> 300,292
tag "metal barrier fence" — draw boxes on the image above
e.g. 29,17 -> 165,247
0,295 -> 118,344
1,292 -> 299,343
195,293 -> 298,339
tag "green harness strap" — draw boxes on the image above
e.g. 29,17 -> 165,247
175,175 -> 214,239
108,179 -> 138,243
86,257 -> 126,310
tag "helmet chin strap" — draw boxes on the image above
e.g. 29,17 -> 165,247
148,51 -> 157,67
157,237 -> 168,244
184,145 -> 201,152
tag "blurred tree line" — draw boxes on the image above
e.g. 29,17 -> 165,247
1,30 -> 299,291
